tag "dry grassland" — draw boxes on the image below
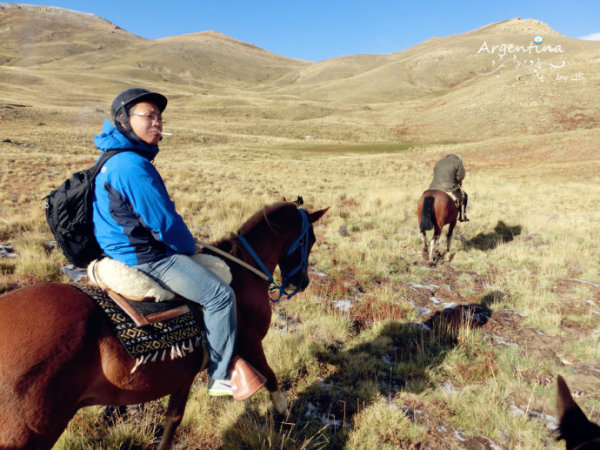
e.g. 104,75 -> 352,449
1,115 -> 599,449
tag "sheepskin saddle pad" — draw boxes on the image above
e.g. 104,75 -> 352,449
87,253 -> 232,302
443,190 -> 460,208
86,253 -> 232,323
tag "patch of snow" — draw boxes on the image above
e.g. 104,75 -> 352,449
406,299 -> 431,315
0,244 -> 16,258
492,335 -> 517,347
420,322 -> 432,332
333,299 -> 354,313
584,364 -> 600,374
527,410 -> 559,430
61,264 -> 87,282
439,381 -> 457,395
454,430 -> 467,442
409,282 -> 439,290
568,278 -> 600,289
486,438 -> 504,450
309,268 -> 329,278
505,309 -> 527,318
509,403 -> 524,416
303,401 -> 346,428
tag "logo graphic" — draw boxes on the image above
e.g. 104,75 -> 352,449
474,35 -> 576,81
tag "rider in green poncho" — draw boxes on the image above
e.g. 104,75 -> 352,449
428,154 -> 470,222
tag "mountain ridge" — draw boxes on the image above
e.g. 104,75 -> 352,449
1,5 -> 599,143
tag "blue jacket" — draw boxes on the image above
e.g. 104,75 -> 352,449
92,119 -> 196,266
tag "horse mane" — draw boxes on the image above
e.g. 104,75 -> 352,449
237,201 -> 297,235
212,201 -> 297,256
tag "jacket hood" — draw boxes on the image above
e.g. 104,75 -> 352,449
94,119 -> 159,158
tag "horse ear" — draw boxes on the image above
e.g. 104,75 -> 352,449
307,207 -> 329,223
281,196 -> 287,201
556,375 -> 600,445
557,375 -> 577,416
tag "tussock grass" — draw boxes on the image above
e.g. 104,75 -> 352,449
346,399 -> 427,449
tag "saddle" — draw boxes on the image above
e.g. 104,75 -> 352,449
86,256 -> 266,400
87,254 -> 232,327
444,190 -> 460,208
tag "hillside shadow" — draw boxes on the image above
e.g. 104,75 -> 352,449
463,220 -> 522,251
222,295 -> 498,449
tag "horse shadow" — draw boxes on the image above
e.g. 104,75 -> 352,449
463,221 -> 522,252
222,294 -> 498,449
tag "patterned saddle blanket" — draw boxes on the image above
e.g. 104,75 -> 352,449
79,254 -> 232,372
77,284 -> 204,373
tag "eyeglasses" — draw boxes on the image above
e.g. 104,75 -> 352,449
129,112 -> 166,124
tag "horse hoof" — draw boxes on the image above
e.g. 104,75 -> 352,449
270,390 -> 288,416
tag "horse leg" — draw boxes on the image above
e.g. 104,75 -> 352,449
157,379 -> 194,450
252,351 -> 288,415
269,391 -> 288,416
429,232 -> 439,263
251,350 -> 288,415
237,334 -> 288,415
248,353 -> 288,415
446,222 -> 456,254
421,231 -> 428,256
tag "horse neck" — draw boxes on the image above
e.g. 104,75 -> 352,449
243,223 -> 292,273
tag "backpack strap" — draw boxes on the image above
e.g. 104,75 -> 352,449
89,150 -> 121,179
91,149 -> 148,179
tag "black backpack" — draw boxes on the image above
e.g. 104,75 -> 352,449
45,150 -> 125,268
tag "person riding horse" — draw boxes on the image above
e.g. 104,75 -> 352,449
428,154 -> 470,222
92,87 -> 263,398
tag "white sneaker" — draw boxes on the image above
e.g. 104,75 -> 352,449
208,378 -> 233,396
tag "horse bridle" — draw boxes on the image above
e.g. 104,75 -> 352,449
237,208 -> 311,302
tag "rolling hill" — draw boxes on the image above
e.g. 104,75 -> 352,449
1,3 -> 599,143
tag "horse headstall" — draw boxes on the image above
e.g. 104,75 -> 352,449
238,208 -> 312,302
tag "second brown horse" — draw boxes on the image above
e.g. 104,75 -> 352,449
417,190 -> 458,264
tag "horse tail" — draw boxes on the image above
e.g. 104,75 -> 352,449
420,196 -> 435,232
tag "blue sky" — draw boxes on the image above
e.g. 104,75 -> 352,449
30,1 -> 600,61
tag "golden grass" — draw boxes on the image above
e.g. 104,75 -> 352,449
2,116 -> 600,448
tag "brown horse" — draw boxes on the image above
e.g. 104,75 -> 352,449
417,190 -> 458,263
0,201 -> 328,449
556,375 -> 600,449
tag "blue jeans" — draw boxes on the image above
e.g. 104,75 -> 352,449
135,254 -> 236,379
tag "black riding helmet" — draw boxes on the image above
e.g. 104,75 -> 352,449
111,88 -> 167,145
